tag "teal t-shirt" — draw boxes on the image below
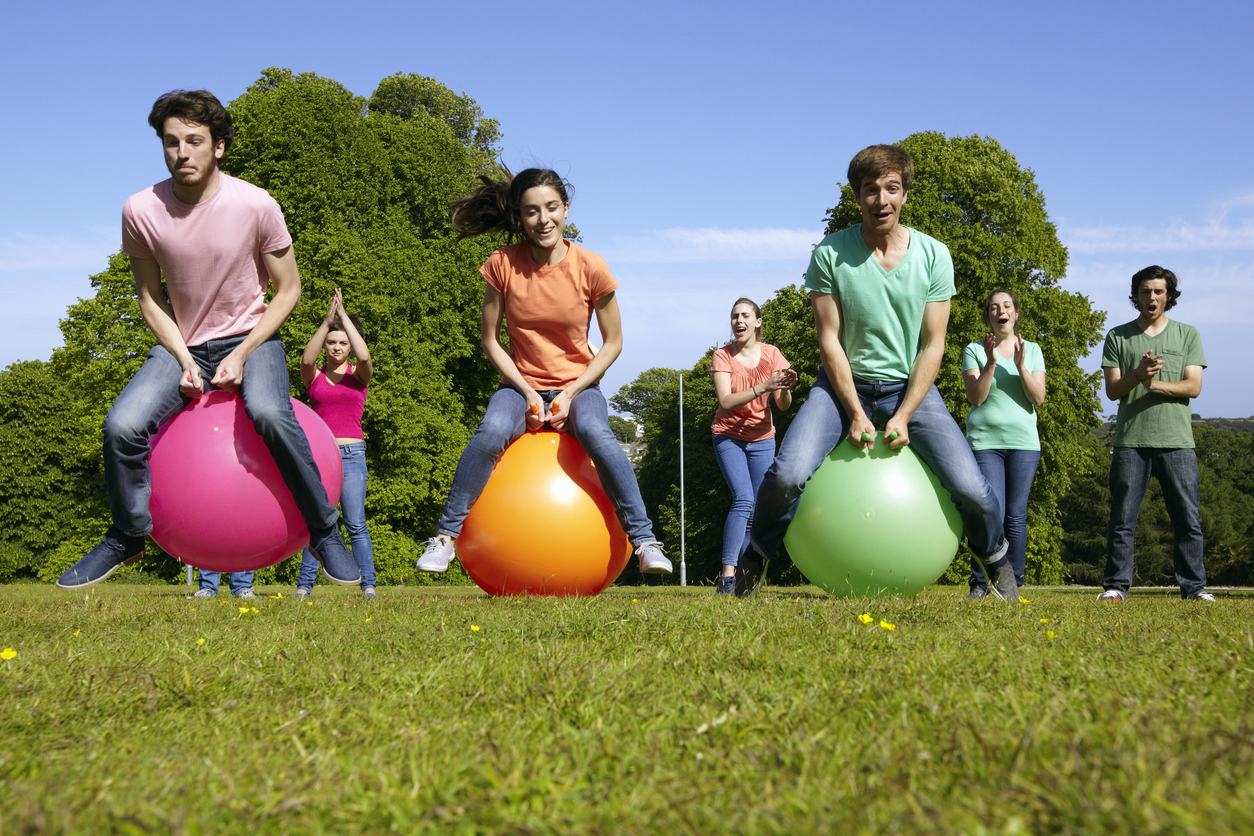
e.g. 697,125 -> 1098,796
1101,318 -> 1206,449
961,340 -> 1046,451
804,224 -> 955,381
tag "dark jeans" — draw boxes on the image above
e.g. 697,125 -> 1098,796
752,370 -> 1007,566
968,449 -> 1040,591
102,334 -> 339,539
712,434 -> 775,567
1104,447 -> 1206,597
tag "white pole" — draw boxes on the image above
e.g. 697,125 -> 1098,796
679,372 -> 686,587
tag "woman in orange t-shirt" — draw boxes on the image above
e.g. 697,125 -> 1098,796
415,168 -> 670,576
710,298 -> 796,595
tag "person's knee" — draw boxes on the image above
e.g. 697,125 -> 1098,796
103,401 -> 148,447
243,390 -> 293,432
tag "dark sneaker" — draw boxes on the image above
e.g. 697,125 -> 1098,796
734,555 -> 766,599
966,586 -> 988,600
308,527 -> 362,586
715,576 -> 736,596
987,561 -> 1019,602
56,528 -> 145,590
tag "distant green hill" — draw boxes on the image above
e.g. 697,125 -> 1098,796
1193,417 -> 1254,434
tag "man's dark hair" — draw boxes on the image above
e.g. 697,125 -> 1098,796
1129,265 -> 1181,312
847,145 -> 915,196
147,90 -> 235,155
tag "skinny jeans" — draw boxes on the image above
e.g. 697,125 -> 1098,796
712,434 -> 775,567
968,449 -> 1040,590
298,442 -> 375,589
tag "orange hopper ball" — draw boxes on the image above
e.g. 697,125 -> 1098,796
458,430 -> 632,596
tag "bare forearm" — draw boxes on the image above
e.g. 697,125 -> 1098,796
1018,368 -> 1047,406
967,364 -> 996,407
302,322 -> 332,369
895,343 -> 944,422
564,337 -> 621,399
138,295 -> 193,366
774,389 -> 792,411
1148,378 -> 1202,398
820,338 -> 866,421
482,336 -> 537,396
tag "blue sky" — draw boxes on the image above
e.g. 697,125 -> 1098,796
3,0 -> 1252,418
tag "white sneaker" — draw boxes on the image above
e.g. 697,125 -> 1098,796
637,541 -> 672,574
416,536 -> 456,572
190,589 -> 216,599
234,589 -> 257,600
1096,589 -> 1126,602
1187,590 -> 1216,601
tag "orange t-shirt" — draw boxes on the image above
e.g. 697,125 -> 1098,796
710,343 -> 791,441
481,241 -> 619,390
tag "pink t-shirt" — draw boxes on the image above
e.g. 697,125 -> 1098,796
122,173 -> 293,347
710,343 -> 791,441
308,367 -> 368,439
481,242 -> 619,390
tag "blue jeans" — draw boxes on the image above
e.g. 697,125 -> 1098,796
298,442 -> 375,589
437,384 -> 656,547
103,334 -> 339,539
713,434 -> 775,567
1104,447 -> 1206,597
968,449 -> 1040,590
198,570 -> 255,595
752,370 -> 1007,566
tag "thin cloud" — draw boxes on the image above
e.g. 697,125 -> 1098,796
1061,223 -> 1254,253
606,227 -> 823,263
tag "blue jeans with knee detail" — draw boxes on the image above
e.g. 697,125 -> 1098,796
751,370 -> 1007,566
102,334 -> 339,540
713,434 -> 775,567
968,448 -> 1040,591
1104,447 -> 1205,598
437,384 -> 656,547
298,442 -> 375,590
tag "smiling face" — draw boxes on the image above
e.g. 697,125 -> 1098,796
730,302 -> 762,345
324,330 -> 351,365
162,117 -> 224,188
519,185 -> 569,251
856,171 -> 908,236
985,292 -> 1020,335
1136,277 -> 1170,323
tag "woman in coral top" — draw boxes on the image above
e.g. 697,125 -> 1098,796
710,298 -> 797,595
295,289 -> 375,598
416,168 -> 670,576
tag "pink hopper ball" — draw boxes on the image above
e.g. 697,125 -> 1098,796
149,390 -> 342,572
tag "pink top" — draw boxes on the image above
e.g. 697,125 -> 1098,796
308,366 -> 368,439
121,174 -> 293,347
710,343 -> 791,441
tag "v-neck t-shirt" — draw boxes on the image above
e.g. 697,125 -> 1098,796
961,340 -> 1046,450
804,224 -> 955,382
710,343 -> 792,441
481,241 -> 619,390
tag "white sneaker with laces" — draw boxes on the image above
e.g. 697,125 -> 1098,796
1188,590 -> 1216,601
235,588 -> 257,600
1096,589 -> 1126,602
416,535 -> 456,573
190,589 -> 217,599
637,541 -> 672,574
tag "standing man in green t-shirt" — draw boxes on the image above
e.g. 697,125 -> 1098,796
741,145 -> 1015,600
1099,266 -> 1211,601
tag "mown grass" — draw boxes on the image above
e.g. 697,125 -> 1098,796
2,583 -> 1253,834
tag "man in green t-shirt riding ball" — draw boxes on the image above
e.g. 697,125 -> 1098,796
1099,266 -> 1211,602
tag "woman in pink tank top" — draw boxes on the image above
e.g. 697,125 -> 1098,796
295,289 -> 376,598
710,298 -> 797,596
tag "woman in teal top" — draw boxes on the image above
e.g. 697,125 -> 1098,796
962,289 -> 1047,598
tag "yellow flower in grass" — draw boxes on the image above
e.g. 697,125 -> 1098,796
1,648 -> 16,660
632,599 -> 638,604
1045,631 -> 1055,641
1019,596 -> 1032,605
197,638 -> 206,645
858,613 -> 874,625
471,625 -> 480,632
1039,618 -> 1050,624
366,617 -> 373,623
238,607 -> 249,615
879,621 -> 896,632
72,630 -> 81,637
250,607 -> 259,613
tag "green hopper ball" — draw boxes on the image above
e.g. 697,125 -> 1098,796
783,432 -> 962,597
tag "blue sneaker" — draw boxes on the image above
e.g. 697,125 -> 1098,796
715,576 -> 736,596
56,528 -> 145,590
308,527 -> 362,586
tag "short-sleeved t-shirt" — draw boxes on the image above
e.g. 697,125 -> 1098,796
308,366 -> 368,439
961,340 -> 1046,450
804,224 -> 955,382
1101,318 -> 1206,449
710,343 -> 791,441
481,241 -> 619,390
122,174 -> 293,347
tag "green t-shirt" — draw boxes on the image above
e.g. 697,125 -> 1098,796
1101,318 -> 1206,449
961,340 -> 1046,450
804,224 -> 955,382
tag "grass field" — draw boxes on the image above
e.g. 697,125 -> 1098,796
2,582 -> 1253,835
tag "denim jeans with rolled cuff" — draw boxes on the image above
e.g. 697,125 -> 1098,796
298,442 -> 375,589
969,448 -> 1040,591
713,434 -> 776,567
436,384 -> 656,547
198,570 -> 256,596
102,334 -> 340,542
751,369 -> 1007,566
1103,446 -> 1206,598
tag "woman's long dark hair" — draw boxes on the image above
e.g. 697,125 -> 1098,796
450,166 -> 572,244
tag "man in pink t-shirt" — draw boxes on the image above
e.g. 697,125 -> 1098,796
57,89 -> 360,591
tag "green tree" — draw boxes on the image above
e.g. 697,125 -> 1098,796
609,367 -> 679,422
607,415 -> 638,444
